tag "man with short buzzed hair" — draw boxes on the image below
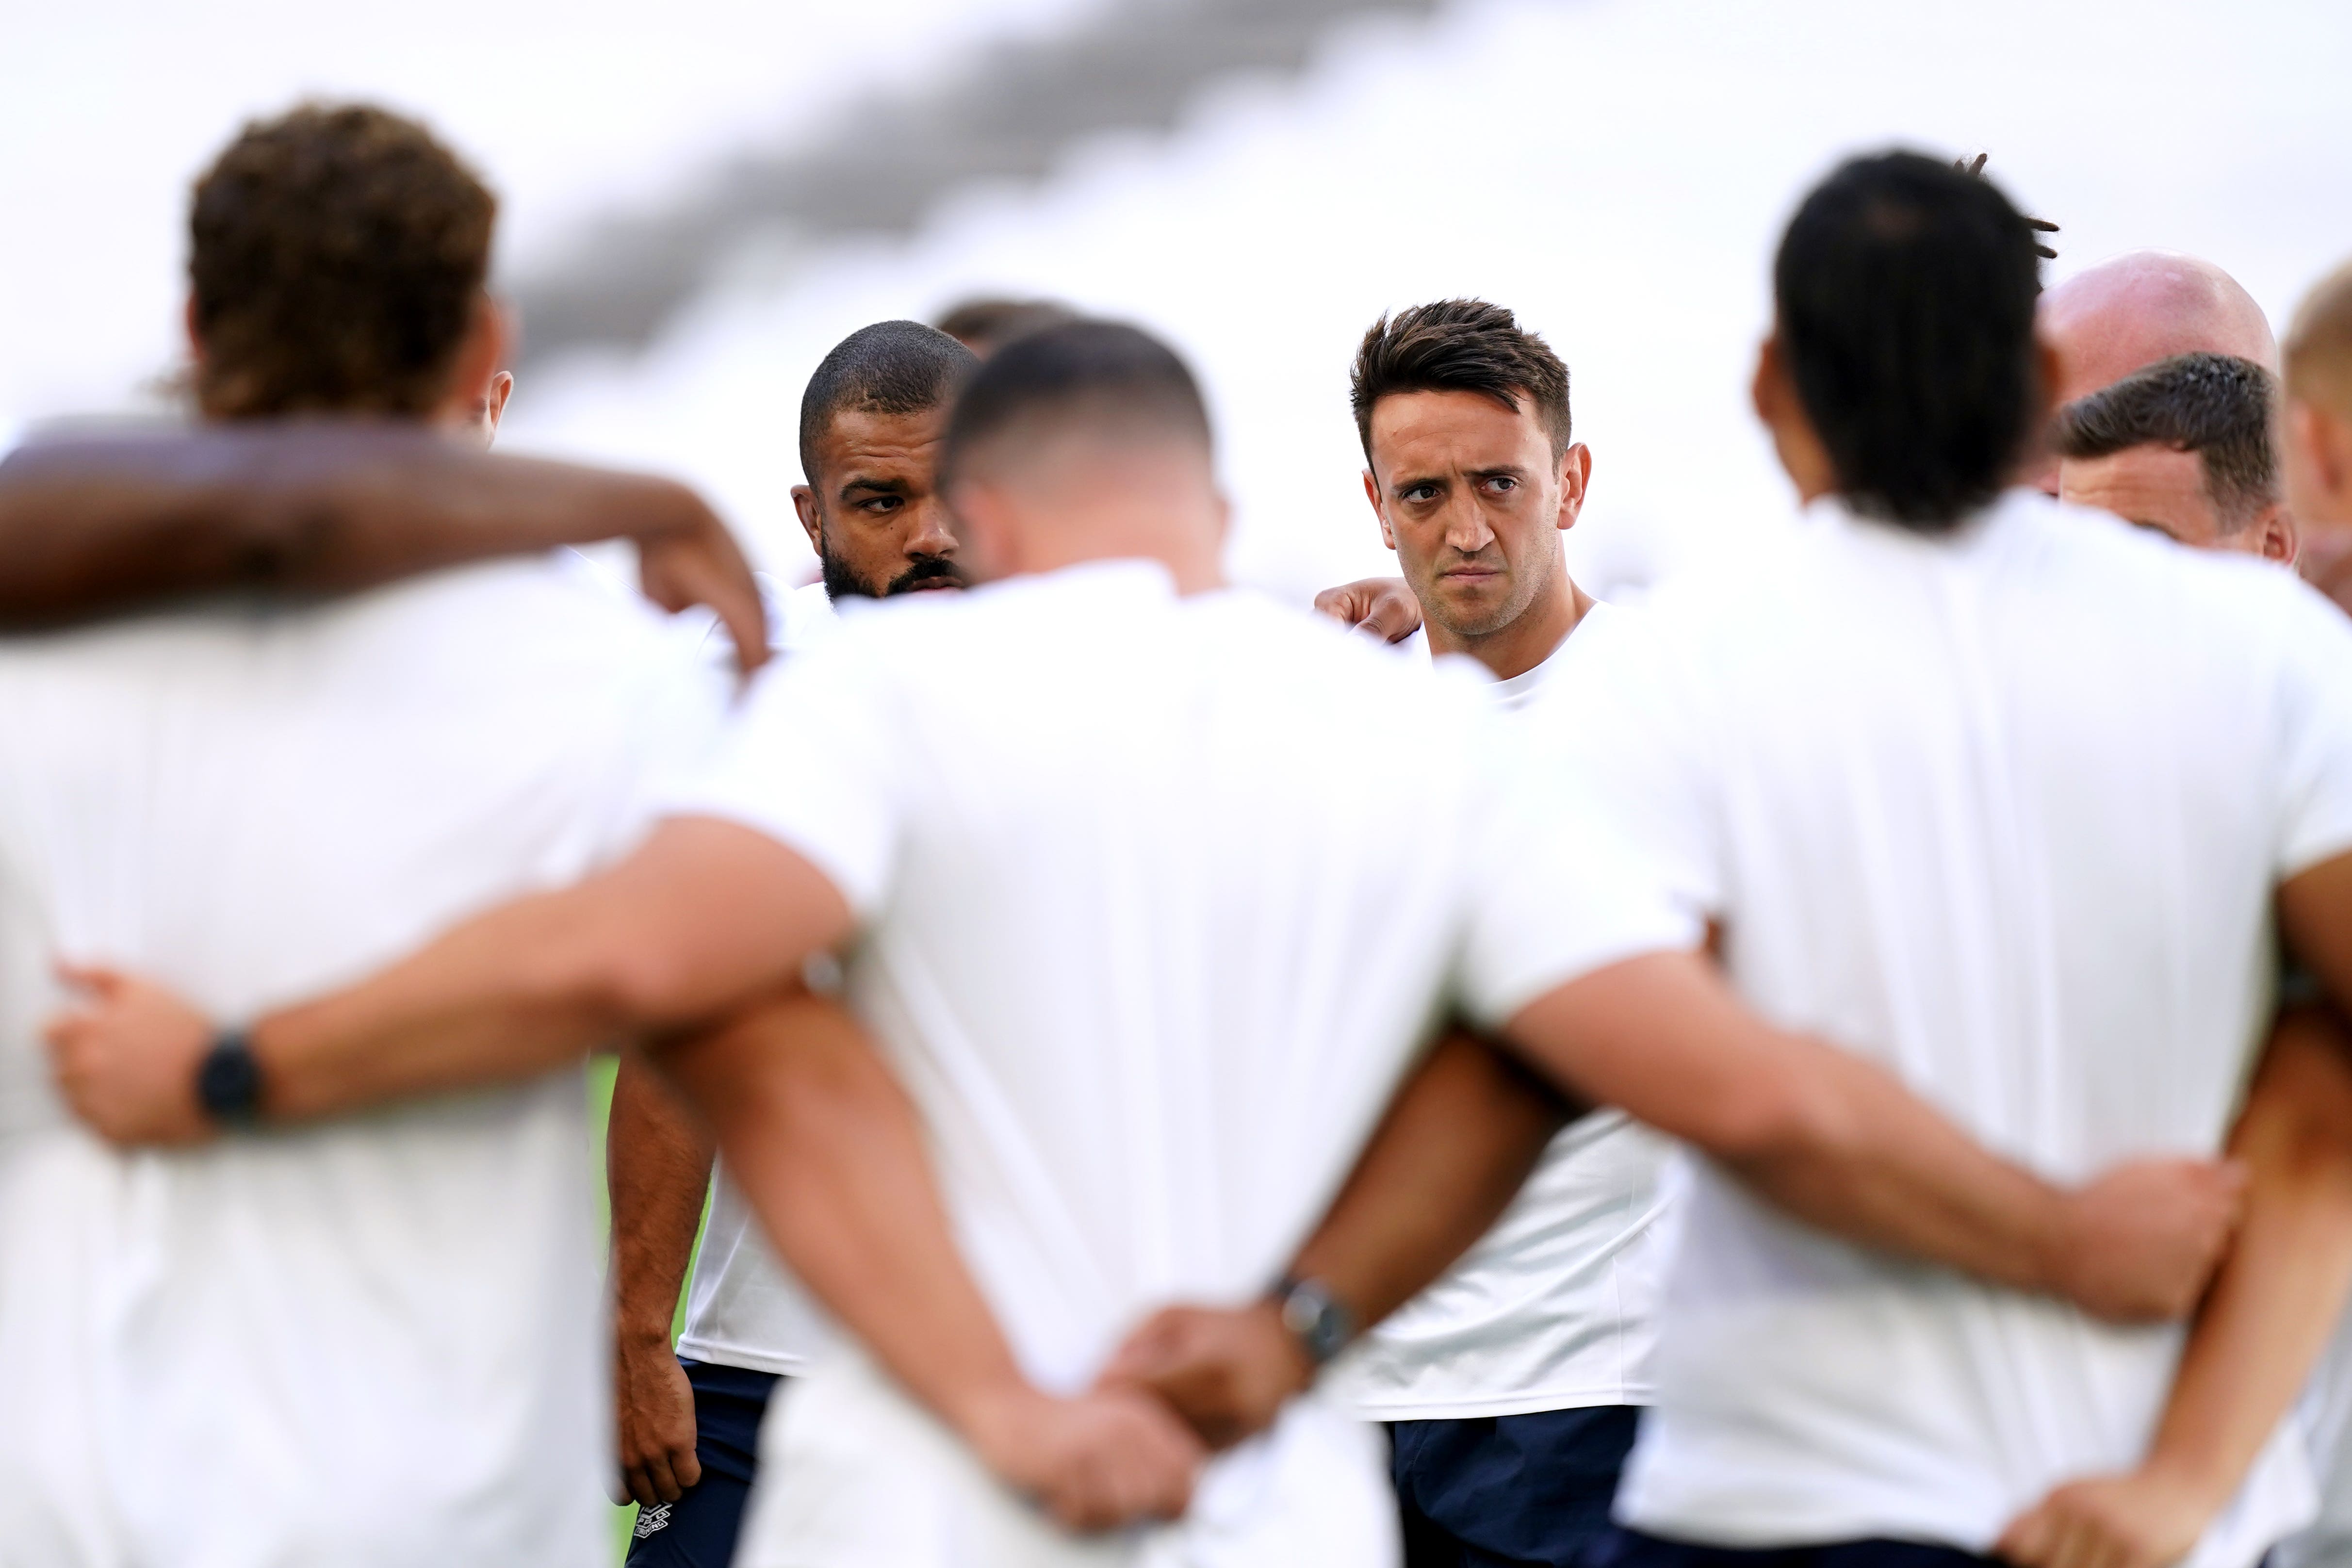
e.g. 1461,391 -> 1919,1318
2057,352 -> 2294,559
609,316 -> 979,1568
793,319 -> 974,606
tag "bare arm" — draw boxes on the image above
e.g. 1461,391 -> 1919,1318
653,987 -> 1203,1532
1998,1006 -> 2352,1568
45,818 -> 848,1143
607,1052 -> 717,1507
1099,1029 -> 1574,1447
1291,1029 -> 1575,1328
0,425 -> 768,669
1505,950 -> 2243,1321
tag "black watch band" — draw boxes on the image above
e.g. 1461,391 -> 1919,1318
1272,1274 -> 1355,1368
194,1029 -> 264,1126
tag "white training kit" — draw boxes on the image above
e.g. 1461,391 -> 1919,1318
677,577 -> 841,1377
1554,492 -> 2352,1568
666,560 -> 1684,1567
0,557 -> 722,1568
1339,601 -> 1673,1421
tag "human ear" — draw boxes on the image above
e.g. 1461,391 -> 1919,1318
2257,504 -> 2299,565
1556,444 -> 1593,531
791,486 -> 823,554
438,297 -> 507,421
1363,469 -> 1396,552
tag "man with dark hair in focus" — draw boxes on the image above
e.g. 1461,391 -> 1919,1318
0,102 -> 734,1568
610,317 -> 977,1568
1334,297 -> 1668,1568
2055,352 -> 2294,559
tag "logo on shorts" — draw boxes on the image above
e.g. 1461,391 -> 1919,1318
634,1503 -> 673,1540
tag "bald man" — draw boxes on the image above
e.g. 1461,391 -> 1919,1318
2031,250 -> 2279,492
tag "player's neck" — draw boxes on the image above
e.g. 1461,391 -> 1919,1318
1435,572 -> 1592,683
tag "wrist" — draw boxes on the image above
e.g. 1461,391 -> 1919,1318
1269,1274 -> 1357,1372
2137,1445 -> 2242,1516
940,1367 -> 1048,1464
193,1028 -> 265,1127
2025,1183 -> 2082,1303
1245,1298 -> 1318,1400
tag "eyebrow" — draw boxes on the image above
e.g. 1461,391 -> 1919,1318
837,474 -> 914,501
1389,462 -> 1527,496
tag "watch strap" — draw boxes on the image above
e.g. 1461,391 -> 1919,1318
194,1029 -> 264,1126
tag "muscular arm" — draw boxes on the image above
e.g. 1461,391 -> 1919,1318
1999,1006 -> 2352,1568
1506,950 -> 2241,1321
653,987 -> 1202,1531
45,818 -> 850,1142
0,425 -> 767,667
607,1052 -> 717,1506
1289,1029 -> 1575,1329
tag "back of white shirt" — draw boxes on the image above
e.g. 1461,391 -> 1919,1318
0,558 -> 722,1568
670,561 -> 1675,1399
1560,493 -> 2352,1564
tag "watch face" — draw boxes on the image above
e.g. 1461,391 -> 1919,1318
1280,1280 -> 1352,1365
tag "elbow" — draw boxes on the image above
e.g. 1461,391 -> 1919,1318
514,894 -> 701,1033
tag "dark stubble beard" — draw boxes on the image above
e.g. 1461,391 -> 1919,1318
819,537 -> 965,600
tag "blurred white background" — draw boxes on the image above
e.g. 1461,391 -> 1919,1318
6,0 -> 2348,600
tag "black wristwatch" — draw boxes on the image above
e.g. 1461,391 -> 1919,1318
1272,1274 -> 1356,1368
194,1029 -> 265,1126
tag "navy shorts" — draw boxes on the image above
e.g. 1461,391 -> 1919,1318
625,1358 -> 782,1568
1390,1404 -> 1641,1568
1581,1527 -> 1997,1568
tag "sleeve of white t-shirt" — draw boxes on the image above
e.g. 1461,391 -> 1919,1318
2273,577 -> 2352,878
659,632 -> 904,918
1452,622 -> 1715,1026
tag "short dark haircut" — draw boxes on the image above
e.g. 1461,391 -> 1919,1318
932,296 -> 1081,357
2056,352 -> 2280,527
797,320 -> 979,485
1774,150 -> 2043,530
940,319 -> 1211,488
1349,299 -> 1571,466
189,103 -> 496,420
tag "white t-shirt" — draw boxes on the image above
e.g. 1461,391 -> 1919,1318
1339,600 -> 1674,1420
1551,491 -> 2352,1566
665,559 -> 1688,1563
677,575 -> 842,1376
0,556 -> 725,1568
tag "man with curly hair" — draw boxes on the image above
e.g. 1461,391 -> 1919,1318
0,102 -> 730,1568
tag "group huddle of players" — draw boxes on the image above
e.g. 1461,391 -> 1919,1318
7,98 -> 2352,1568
